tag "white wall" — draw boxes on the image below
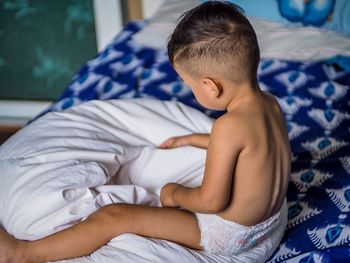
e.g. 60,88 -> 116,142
142,0 -> 164,18
93,0 -> 123,51
0,101 -> 51,125
94,0 -> 164,51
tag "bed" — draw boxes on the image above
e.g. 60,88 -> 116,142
1,0 -> 350,262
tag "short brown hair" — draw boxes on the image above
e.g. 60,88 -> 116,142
167,1 -> 260,84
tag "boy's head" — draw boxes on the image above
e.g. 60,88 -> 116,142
167,1 -> 260,86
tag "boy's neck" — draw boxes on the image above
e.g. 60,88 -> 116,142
225,80 -> 261,112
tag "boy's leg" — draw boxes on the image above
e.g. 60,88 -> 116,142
2,204 -> 202,263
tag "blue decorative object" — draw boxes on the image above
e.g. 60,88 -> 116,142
301,171 -> 315,183
288,203 -> 303,219
325,83 -> 335,97
344,189 -> 350,202
326,225 -> 343,244
318,138 -> 331,150
278,0 -> 335,26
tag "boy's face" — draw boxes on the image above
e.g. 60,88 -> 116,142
174,65 -> 215,110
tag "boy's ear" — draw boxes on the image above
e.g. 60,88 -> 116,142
202,78 -> 222,98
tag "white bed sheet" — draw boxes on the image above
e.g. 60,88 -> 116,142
0,99 -> 270,262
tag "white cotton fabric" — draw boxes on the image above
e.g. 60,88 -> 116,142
0,99 -> 284,263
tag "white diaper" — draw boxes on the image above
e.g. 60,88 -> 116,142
195,200 -> 288,261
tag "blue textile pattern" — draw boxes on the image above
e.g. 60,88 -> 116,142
43,22 -> 350,262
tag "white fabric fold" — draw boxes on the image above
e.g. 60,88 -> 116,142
0,99 -> 272,262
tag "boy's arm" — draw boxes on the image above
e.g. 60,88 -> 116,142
159,133 -> 210,149
188,133 -> 210,149
161,116 -> 244,213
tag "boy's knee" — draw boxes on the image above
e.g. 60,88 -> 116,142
91,204 -> 125,226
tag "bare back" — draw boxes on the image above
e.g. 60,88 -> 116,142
218,91 -> 291,226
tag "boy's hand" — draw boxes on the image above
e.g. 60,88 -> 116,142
160,183 -> 180,208
159,135 -> 191,149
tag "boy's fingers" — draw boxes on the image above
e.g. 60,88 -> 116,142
159,138 -> 174,148
159,136 -> 190,149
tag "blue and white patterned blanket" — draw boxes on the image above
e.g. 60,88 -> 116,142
43,22 -> 350,262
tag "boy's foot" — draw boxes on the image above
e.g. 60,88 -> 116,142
0,228 -> 22,263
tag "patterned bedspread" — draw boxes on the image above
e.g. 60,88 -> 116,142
43,22 -> 350,263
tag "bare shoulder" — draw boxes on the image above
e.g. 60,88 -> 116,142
263,91 -> 283,113
213,112 -> 240,131
210,110 -> 252,149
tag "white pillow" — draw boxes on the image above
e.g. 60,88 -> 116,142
250,18 -> 350,60
133,0 -> 350,61
133,0 -> 198,49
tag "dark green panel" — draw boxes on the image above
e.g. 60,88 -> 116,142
0,0 -> 97,100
